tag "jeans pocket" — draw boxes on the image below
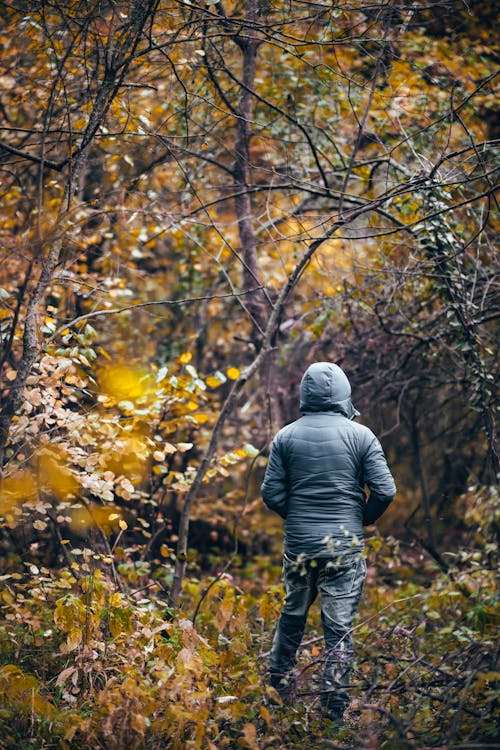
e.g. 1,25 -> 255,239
321,556 -> 366,597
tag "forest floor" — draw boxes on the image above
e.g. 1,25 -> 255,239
0,518 -> 498,749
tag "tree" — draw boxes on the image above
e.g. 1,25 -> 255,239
0,1 -> 499,747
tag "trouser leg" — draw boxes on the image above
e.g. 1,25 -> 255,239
318,555 -> 366,716
269,556 -> 317,697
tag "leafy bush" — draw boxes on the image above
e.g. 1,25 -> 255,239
0,488 -> 497,748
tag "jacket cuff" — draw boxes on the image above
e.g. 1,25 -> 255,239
363,495 -> 393,525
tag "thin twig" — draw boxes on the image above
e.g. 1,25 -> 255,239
45,287 -> 265,345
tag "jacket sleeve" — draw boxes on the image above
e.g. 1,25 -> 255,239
261,436 -> 288,519
361,433 -> 396,526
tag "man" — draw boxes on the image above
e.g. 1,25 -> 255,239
261,362 -> 396,725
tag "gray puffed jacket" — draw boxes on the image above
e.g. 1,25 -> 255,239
261,362 -> 396,557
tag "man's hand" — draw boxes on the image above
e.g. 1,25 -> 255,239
363,494 -> 392,525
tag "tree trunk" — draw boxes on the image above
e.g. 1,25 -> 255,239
232,0 -> 268,345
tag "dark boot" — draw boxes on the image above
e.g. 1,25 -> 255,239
321,691 -> 346,724
269,672 -> 296,705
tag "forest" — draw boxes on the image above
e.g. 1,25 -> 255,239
0,0 -> 498,747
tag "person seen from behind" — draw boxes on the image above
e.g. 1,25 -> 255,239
261,362 -> 396,726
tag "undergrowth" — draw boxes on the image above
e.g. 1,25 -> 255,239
0,487 -> 498,749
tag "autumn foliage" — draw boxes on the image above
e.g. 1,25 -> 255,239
0,0 -> 498,747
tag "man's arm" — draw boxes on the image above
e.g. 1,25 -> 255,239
261,436 -> 288,519
362,434 -> 396,525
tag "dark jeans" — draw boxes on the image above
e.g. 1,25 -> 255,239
269,551 -> 366,714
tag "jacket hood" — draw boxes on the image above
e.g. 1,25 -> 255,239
299,362 -> 359,419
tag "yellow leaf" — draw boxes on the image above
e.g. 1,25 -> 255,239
192,413 -> 209,424
99,347 -> 112,361
179,352 -> 192,364
205,375 -> 223,388
119,520 -> 128,531
109,592 -> 123,608
97,363 -> 152,402
259,705 -> 272,726
227,367 -> 240,380
131,712 -> 146,735
65,628 -> 83,652
205,371 -> 226,388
